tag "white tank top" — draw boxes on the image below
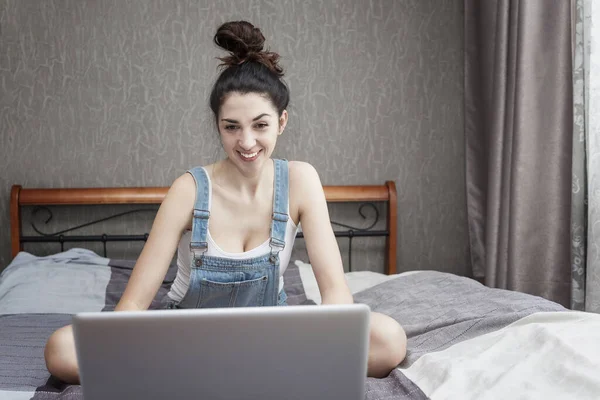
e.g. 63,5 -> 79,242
167,168 -> 299,302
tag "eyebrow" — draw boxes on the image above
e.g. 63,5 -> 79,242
221,113 -> 271,123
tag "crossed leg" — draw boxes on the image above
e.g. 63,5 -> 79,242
45,325 -> 79,384
45,311 -> 407,384
367,311 -> 407,378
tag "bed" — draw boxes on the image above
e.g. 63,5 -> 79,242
2,183 -> 599,400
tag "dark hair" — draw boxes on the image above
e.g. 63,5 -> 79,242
209,21 -> 290,123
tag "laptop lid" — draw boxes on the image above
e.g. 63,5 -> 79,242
73,304 -> 370,400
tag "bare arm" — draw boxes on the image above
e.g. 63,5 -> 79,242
115,174 -> 195,311
292,162 -> 353,305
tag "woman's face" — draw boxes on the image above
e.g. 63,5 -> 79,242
218,92 -> 287,173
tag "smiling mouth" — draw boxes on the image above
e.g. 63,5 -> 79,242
238,150 -> 261,161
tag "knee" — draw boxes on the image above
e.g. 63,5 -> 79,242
369,313 -> 407,376
44,325 -> 79,384
374,316 -> 407,365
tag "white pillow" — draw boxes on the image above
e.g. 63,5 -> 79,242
294,260 -> 322,304
293,260 -> 405,304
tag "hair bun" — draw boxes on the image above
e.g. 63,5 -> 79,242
214,21 -> 265,57
214,21 -> 284,77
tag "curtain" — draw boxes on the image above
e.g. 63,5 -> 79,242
574,0 -> 600,313
572,0 -> 588,311
465,0 -> 574,307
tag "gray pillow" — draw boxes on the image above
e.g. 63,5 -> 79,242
282,262 -> 316,305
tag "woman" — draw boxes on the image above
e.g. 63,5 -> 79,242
44,20 -> 407,383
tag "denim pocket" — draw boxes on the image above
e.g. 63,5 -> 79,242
197,275 -> 269,308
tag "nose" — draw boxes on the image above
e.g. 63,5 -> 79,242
238,129 -> 256,150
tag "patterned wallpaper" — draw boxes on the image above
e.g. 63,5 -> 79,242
0,0 -> 467,275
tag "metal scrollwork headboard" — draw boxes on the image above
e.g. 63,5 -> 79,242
10,183 -> 397,274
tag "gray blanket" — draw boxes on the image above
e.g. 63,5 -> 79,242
354,271 -> 566,400
0,254 -> 566,400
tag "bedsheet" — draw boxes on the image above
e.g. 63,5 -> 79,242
2,249 -> 595,400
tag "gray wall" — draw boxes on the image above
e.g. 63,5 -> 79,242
0,0 -> 468,276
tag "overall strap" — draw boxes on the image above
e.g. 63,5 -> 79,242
269,159 -> 289,262
187,167 -> 210,265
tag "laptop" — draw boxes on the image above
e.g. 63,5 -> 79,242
72,304 -> 371,400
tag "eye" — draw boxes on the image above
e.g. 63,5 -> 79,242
224,125 -> 239,131
255,123 -> 268,129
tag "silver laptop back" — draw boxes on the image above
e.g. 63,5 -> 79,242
73,304 -> 370,400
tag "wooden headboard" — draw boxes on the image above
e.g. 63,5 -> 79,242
10,182 -> 397,274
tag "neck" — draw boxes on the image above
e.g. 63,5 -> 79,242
213,158 -> 274,200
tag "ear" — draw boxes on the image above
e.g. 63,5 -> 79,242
278,110 -> 288,135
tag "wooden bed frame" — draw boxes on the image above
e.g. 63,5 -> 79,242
10,182 -> 397,274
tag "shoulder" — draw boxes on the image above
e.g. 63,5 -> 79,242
288,160 -> 320,179
170,171 -> 196,193
163,171 -> 196,210
168,163 -> 216,196
287,161 -> 325,215
288,160 -> 322,190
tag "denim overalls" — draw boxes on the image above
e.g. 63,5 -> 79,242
168,159 -> 290,309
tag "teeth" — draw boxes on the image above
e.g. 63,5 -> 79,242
240,151 -> 258,158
